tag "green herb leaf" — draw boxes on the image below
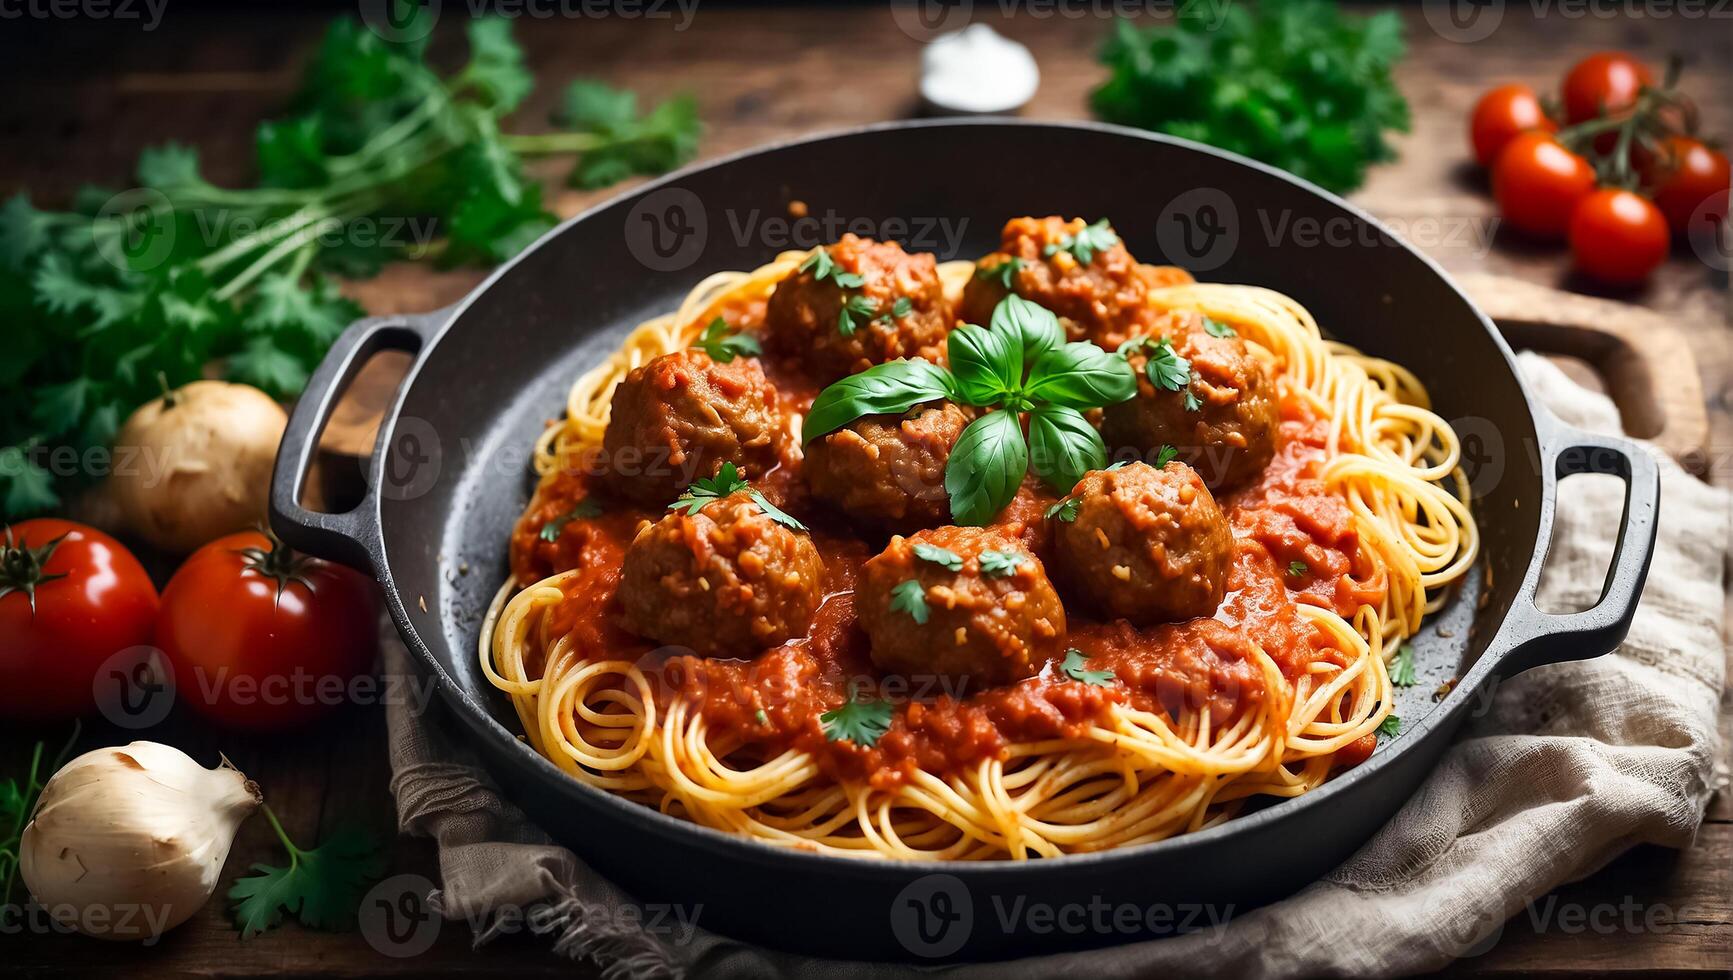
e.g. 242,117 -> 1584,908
229,820 -> 385,939
978,549 -> 1025,578
1155,444 -> 1179,467
804,359 -> 956,442
1061,649 -> 1115,686
945,410 -> 1027,526
694,317 -> 761,363
837,293 -> 877,336
1378,714 -> 1402,737
540,498 -> 603,542
820,685 -> 895,746
977,256 -> 1023,289
1183,388 -> 1202,412
1202,316 -> 1236,338
668,462 -> 751,515
1045,496 -> 1081,523
1041,219 -> 1118,265
1141,338 -> 1192,392
913,542 -> 964,572
1391,644 -> 1417,687
884,296 -> 913,321
948,323 -> 1023,407
1027,405 -> 1108,493
799,248 -> 836,280
989,293 -> 1064,362
1025,342 -> 1137,409
746,489 -> 807,532
1287,559 -> 1308,578
890,578 -> 930,624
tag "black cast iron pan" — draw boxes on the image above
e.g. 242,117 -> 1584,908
269,121 -> 1659,962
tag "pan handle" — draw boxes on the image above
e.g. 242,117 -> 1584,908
269,309 -> 449,573
1497,425 -> 1660,673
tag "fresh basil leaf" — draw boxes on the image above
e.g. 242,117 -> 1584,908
1025,342 -> 1137,409
989,293 -> 1063,362
1028,405 -> 1107,493
944,410 -> 1027,526
804,359 -> 956,442
947,322 -> 1023,407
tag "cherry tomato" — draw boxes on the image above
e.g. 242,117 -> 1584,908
1470,84 -> 1557,168
1569,189 -> 1670,286
0,520 -> 159,721
1641,136 -> 1732,233
155,531 -> 378,732
1562,52 -> 1654,124
1492,132 -> 1598,240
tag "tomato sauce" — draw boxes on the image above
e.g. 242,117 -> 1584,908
506,317 -> 1384,787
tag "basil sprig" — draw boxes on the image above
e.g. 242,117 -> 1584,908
805,295 -> 1137,525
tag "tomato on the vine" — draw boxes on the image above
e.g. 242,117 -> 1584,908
1470,84 -> 1557,168
0,520 -> 159,721
1569,189 -> 1670,286
1562,52 -> 1654,124
1641,136 -> 1732,233
155,530 -> 378,732
1493,132 -> 1598,240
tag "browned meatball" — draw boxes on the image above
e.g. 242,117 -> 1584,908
601,349 -> 789,503
857,526 -> 1066,689
620,491 -> 824,657
1101,314 -> 1279,490
1053,462 -> 1232,625
959,216 -> 1172,351
803,402 -> 969,532
765,235 -> 952,381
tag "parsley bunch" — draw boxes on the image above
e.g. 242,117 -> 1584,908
0,13 -> 699,518
1092,0 -> 1409,193
806,296 -> 1137,526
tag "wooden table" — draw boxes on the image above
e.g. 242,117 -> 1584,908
2,5 -> 1728,977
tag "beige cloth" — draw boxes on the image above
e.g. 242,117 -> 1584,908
383,353 -> 1728,978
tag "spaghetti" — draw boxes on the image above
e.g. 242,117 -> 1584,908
483,247 -> 1477,861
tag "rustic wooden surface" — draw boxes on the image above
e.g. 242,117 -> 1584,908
1,5 -> 1728,978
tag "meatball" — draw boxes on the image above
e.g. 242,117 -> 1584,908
1101,314 -> 1279,490
803,402 -> 970,532
601,349 -> 789,503
857,526 -> 1066,689
959,216 -> 1166,351
1053,462 -> 1232,625
620,491 -> 824,657
765,235 -> 952,381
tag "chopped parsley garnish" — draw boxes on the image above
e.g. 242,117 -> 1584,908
977,256 -> 1024,289
229,821 -> 384,938
1154,444 -> 1180,467
1287,559 -> 1308,578
1390,644 -> 1417,687
805,294 -> 1137,526
885,296 -> 913,321
1202,316 -> 1236,338
977,549 -> 1024,578
1138,337 -> 1192,392
1377,714 -> 1402,737
912,542 -> 964,572
539,498 -> 603,541
1041,219 -> 1119,265
667,462 -> 806,530
836,294 -> 878,336
819,683 -> 895,747
1182,388 -> 1203,412
1061,649 -> 1115,686
1046,496 -> 1081,523
890,579 -> 930,624
754,708 -> 769,726
693,317 -> 760,363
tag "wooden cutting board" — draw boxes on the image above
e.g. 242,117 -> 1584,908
310,272 -> 1712,485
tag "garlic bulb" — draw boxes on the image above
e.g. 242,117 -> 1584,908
20,742 -> 260,941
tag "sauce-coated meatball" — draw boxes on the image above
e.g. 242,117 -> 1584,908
960,216 -> 1169,351
803,402 -> 970,532
857,526 -> 1066,689
1053,462 -> 1232,625
765,235 -> 952,381
1101,314 -> 1279,490
620,491 -> 824,658
601,349 -> 788,503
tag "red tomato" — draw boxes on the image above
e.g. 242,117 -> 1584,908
1569,189 -> 1670,286
1492,132 -> 1598,240
155,531 -> 379,732
1641,136 -> 1732,233
1561,52 -> 1654,124
1469,84 -> 1557,168
0,520 -> 159,721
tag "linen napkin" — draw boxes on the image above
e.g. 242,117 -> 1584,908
381,352 -> 1728,978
